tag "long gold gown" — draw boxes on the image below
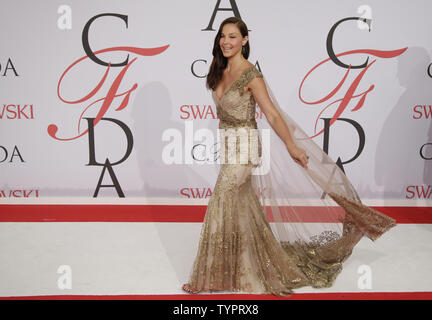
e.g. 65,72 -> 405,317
182,66 -> 396,296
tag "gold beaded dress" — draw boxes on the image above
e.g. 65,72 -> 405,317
182,66 -> 396,296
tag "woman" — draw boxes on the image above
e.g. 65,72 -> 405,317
182,17 -> 396,296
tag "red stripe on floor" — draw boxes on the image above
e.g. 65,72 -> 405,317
0,292 -> 431,300
0,204 -> 430,223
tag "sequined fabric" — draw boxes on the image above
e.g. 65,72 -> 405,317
182,66 -> 396,296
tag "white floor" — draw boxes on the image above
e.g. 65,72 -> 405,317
0,222 -> 431,297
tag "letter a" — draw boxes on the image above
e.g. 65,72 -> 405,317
93,158 -> 125,197
202,0 -> 242,31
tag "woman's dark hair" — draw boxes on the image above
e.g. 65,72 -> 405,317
206,17 -> 250,91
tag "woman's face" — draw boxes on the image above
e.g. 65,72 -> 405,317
219,23 -> 247,58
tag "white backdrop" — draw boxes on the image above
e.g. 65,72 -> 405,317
1,0 -> 431,203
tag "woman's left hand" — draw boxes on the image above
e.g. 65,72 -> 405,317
287,144 -> 309,169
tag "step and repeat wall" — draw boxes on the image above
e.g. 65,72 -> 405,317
1,0 -> 431,202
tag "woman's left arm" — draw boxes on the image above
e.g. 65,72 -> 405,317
248,77 -> 309,169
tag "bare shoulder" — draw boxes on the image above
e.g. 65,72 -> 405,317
223,62 -> 254,77
243,62 -> 256,73
245,62 -> 255,69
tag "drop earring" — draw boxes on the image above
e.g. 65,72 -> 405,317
242,45 -> 246,55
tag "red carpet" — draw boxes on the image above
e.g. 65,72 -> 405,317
0,204 -> 430,223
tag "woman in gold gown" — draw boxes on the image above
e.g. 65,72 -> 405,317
182,17 -> 396,296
